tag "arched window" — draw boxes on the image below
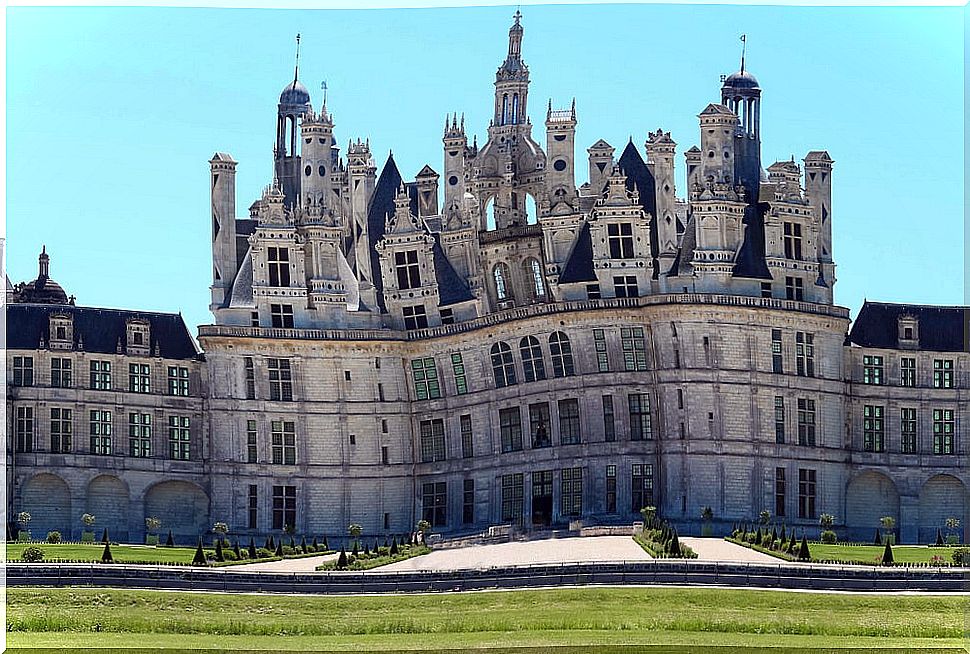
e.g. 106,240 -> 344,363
490,342 -> 516,388
526,258 -> 545,298
494,263 -> 512,303
519,335 -> 546,382
512,93 -> 519,124
501,94 -> 509,126
549,332 -> 575,378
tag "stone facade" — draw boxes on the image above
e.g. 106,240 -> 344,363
7,13 -> 968,545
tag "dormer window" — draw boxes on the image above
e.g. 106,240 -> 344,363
897,315 -> 919,349
126,319 -> 150,355
48,314 -> 73,350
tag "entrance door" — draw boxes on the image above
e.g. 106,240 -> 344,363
532,470 -> 554,527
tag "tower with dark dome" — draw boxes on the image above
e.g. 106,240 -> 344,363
275,36 -> 312,209
10,246 -> 72,305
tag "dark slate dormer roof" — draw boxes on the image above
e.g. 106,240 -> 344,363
558,222 -> 596,284
367,154 -> 406,312
671,208 -> 697,277
234,218 -> 258,272
847,301 -> 968,352
617,141 -> 660,279
7,304 -> 199,359
731,202 -> 772,280
431,235 -> 474,307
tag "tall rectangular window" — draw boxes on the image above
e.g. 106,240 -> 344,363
606,465 -> 617,513
561,467 -> 583,516
775,467 -> 786,517
774,396 -> 786,444
13,356 -> 34,386
529,402 -> 551,448
267,246 -> 290,287
128,412 -> 152,458
933,359 -> 954,389
89,360 -> 110,390
411,357 -> 442,400
631,463 -> 654,512
863,405 -> 885,452
244,357 -> 256,399
246,419 -> 258,463
798,468 -> 817,519
520,337 -> 546,382
901,408 -> 917,454
593,329 -> 609,372
900,357 -> 917,387
50,407 -> 72,453
501,473 -> 524,524
128,363 -> 150,393
419,419 -> 446,462
613,275 -> 639,298
168,416 -> 191,460
422,481 -> 448,527
52,357 -> 73,388
933,409 -> 955,454
460,414 -> 474,458
268,358 -> 293,401
499,407 -> 523,453
248,485 -> 258,530
462,479 -> 475,525
451,353 -> 468,395
270,304 -> 294,328
16,406 -> 34,453
271,420 -> 296,465
629,393 -> 652,441
608,222 -> 635,258
797,398 -> 816,446
785,276 -> 804,301
771,329 -> 783,374
167,366 -> 190,396
272,485 -> 296,531
402,304 -> 429,330
602,395 -> 616,442
795,332 -> 814,377
90,409 -> 112,455
621,326 -> 647,371
395,250 -> 421,289
783,222 -> 803,260
862,355 -> 884,385
558,398 -> 581,445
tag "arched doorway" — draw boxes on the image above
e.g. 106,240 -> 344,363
87,475 -> 131,541
845,470 -> 899,542
919,474 -> 968,544
144,481 -> 209,545
21,473 -> 71,539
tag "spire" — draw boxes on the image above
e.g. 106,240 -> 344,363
508,9 -> 523,60
39,245 -> 49,278
293,33 -> 302,85
739,34 -> 746,75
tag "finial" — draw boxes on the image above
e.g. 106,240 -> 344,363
321,80 -> 328,110
293,33 -> 301,85
460,113 -> 464,130
39,245 -> 50,278
514,8 -> 521,25
739,34 -> 746,75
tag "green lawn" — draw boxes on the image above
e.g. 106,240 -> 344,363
7,542 -> 200,564
809,543 -> 957,565
7,587 -> 964,650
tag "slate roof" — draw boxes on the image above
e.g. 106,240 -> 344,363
7,304 -> 199,359
847,301 -> 968,353
366,154 -> 405,312
558,222 -> 596,284
617,141 -> 660,279
431,235 -> 474,306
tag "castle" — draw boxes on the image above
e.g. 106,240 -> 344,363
8,14 -> 968,545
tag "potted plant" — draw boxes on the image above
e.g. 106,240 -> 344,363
879,516 -> 896,545
212,521 -> 229,545
416,519 -> 431,544
16,511 -> 31,542
819,513 -> 837,544
347,523 -> 363,551
759,510 -> 771,527
639,506 -> 657,530
945,517 -> 961,545
145,516 -> 161,545
80,513 -> 97,543
700,506 -> 714,537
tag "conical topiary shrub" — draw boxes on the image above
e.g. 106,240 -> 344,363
337,549 -> 348,568
289,537 -> 296,549
323,536 -> 329,551
101,528 -> 109,544
883,539 -> 894,566
374,538 -> 380,553
364,543 -> 370,556
779,525 -> 787,543
787,533 -> 797,555
267,535 -> 276,551
101,540 -> 114,563
390,537 -> 399,555
798,534 -> 810,561
165,530 -> 175,547
215,537 -> 225,562
192,537 -> 207,566
352,540 -> 359,557
300,536 -> 308,554
936,528 -> 945,546
668,530 -> 682,557
274,540 -> 283,557
312,536 -> 319,551
248,537 -> 258,559
233,540 -> 242,560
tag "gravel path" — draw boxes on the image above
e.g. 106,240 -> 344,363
225,552 -> 339,572
379,536 -> 651,572
680,537 -> 782,563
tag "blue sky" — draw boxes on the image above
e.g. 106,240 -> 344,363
6,3 -> 964,335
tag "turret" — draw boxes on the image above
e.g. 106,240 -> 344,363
274,35 -> 311,209
300,104 -> 335,215
645,129 -> 678,268
443,114 -> 468,212
698,104 -> 739,189
493,11 -> 529,127
209,152 -> 238,311
804,151 -> 834,264
545,99 -> 577,213
587,139 -> 615,194
347,138 -> 378,308
415,165 -> 440,217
